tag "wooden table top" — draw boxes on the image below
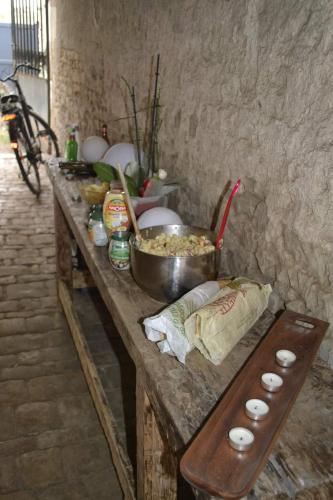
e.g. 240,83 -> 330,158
47,164 -> 333,499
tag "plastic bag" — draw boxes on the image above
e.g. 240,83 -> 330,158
143,281 -> 222,363
185,278 -> 272,365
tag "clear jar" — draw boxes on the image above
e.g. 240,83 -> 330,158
108,231 -> 130,270
88,205 -> 108,247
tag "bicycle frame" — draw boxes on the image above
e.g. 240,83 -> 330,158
1,63 -> 59,196
1,64 -> 39,152
7,95 -> 33,152
13,79 -> 35,139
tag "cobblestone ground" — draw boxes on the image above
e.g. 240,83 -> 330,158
0,153 -> 123,499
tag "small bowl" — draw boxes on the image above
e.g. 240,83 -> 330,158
130,225 -> 220,303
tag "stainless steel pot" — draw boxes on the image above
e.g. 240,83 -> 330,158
130,225 -> 220,303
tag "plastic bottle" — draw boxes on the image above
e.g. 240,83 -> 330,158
103,182 -> 131,236
66,128 -> 78,161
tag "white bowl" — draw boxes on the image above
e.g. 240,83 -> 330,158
102,143 -> 144,171
82,136 -> 109,163
138,207 -> 183,229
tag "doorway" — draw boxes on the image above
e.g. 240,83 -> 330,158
11,0 -> 50,122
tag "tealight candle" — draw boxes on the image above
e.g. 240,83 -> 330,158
245,399 -> 269,421
228,427 -> 254,452
261,372 -> 283,393
276,349 -> 296,368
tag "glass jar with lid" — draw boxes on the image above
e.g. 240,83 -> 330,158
108,231 -> 130,270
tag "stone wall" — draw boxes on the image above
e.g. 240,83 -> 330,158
50,0 -> 333,365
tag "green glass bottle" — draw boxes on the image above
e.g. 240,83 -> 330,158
66,128 -> 78,161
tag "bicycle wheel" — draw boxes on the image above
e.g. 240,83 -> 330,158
13,125 -> 41,196
28,110 -> 60,161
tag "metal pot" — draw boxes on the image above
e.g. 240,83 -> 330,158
130,225 -> 220,303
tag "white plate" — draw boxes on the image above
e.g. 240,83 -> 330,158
138,207 -> 183,229
81,136 -> 109,163
102,143 -> 144,171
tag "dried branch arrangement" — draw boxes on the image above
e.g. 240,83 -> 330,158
122,54 -> 162,178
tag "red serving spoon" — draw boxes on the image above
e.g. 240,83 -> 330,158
215,178 -> 241,249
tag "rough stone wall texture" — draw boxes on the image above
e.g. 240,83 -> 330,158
50,0 -> 333,366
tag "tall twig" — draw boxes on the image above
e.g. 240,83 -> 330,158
153,90 -> 161,173
111,104 -> 165,122
131,86 -> 142,170
121,77 -> 142,170
148,54 -> 160,176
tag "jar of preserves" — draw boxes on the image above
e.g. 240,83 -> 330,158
108,231 -> 130,270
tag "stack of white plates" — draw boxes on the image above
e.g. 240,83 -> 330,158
102,143 -> 144,171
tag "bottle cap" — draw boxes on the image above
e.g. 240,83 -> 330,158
110,180 -> 123,191
112,231 -> 129,241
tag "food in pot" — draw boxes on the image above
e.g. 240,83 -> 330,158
139,233 -> 215,257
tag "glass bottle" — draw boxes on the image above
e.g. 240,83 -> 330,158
88,204 -> 108,246
66,128 -> 78,161
101,124 -> 110,145
72,123 -> 81,160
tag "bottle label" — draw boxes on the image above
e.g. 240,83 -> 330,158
66,139 -> 78,161
103,192 -> 130,233
87,220 -> 94,241
92,222 -> 108,246
109,239 -> 130,270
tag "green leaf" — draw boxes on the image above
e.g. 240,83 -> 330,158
125,174 -> 139,196
93,162 -> 139,196
93,162 -> 118,182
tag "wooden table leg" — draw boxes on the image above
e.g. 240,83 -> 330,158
136,371 -> 177,500
53,193 -> 73,289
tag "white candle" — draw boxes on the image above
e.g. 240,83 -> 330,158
228,427 -> 254,452
276,349 -> 296,368
261,372 -> 283,393
245,399 -> 270,421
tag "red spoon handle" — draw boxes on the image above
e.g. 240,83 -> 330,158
215,178 -> 241,249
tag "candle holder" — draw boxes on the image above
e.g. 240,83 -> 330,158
180,310 -> 328,500
261,372 -> 283,393
276,349 -> 296,368
245,399 -> 269,421
228,427 -> 254,452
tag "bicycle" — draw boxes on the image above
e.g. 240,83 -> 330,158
0,63 -> 60,196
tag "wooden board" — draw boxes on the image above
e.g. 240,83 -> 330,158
54,194 -> 73,288
180,310 -> 329,499
136,370 -> 178,500
72,268 -> 96,289
58,280 -> 136,500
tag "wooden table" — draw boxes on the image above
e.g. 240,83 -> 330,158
47,164 -> 333,500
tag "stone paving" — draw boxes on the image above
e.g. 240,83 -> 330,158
0,153 -> 123,499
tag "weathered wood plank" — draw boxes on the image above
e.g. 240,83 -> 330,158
136,370 -> 177,500
72,268 -> 96,289
53,193 -> 72,288
58,279 -> 135,500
